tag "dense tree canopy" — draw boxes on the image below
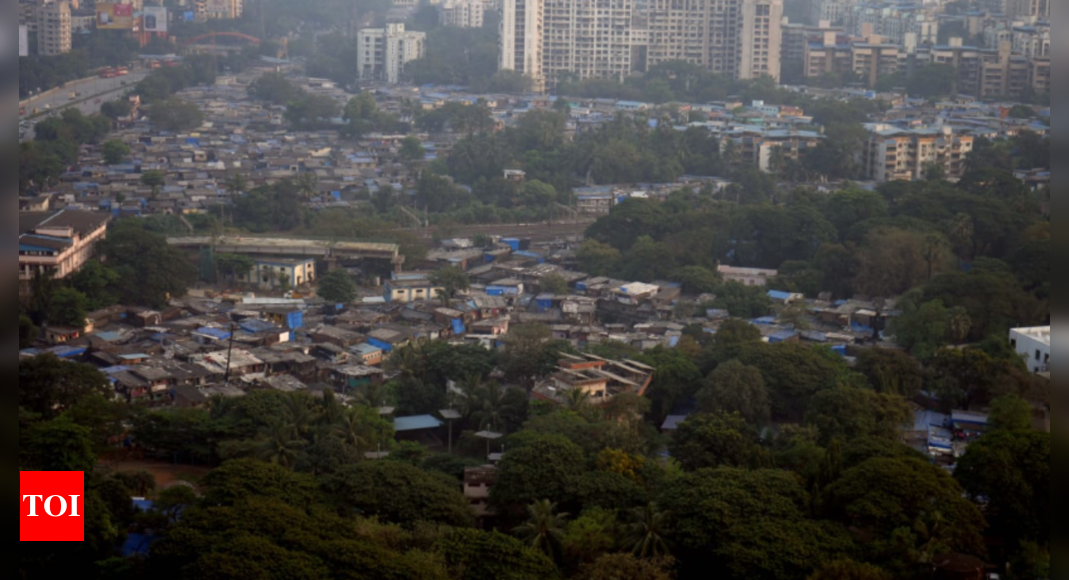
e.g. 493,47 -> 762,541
98,221 -> 198,308
323,461 -> 475,528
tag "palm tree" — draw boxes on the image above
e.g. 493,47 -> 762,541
624,503 -> 673,559
387,343 -> 425,382
949,213 -> 975,262
256,419 -> 305,468
563,388 -> 600,421
296,171 -> 319,200
913,511 -> 951,565
354,381 -> 389,409
334,407 -> 372,453
222,174 -> 247,228
283,392 -> 319,439
318,389 -> 344,426
472,382 -> 519,433
513,500 -> 570,561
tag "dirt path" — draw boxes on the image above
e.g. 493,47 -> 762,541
101,459 -> 212,489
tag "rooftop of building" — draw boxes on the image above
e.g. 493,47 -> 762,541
1011,326 -> 1050,346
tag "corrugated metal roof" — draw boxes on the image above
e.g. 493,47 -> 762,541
394,415 -> 443,432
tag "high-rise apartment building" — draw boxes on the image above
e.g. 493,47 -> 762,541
441,0 -> 489,28
647,0 -> 783,81
858,124 -> 974,183
782,19 -> 842,71
918,39 -> 1035,99
542,0 -> 639,86
205,0 -> 244,20
739,0 -> 783,80
847,4 -> 938,45
802,33 -> 902,87
20,2 -> 39,34
500,0 -> 545,92
357,23 -> 427,84
1011,0 -> 1049,19
37,1 -> 72,57
810,0 -> 857,26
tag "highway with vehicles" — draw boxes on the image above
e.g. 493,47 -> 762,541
19,68 -> 151,142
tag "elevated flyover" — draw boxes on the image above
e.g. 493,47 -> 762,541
168,236 -> 401,264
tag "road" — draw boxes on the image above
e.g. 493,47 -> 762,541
403,220 -> 596,243
19,69 -> 151,141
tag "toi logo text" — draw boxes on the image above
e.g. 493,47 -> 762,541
20,472 -> 85,542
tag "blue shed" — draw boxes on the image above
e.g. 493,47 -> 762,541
501,238 -> 521,251
368,337 -> 393,352
195,327 -> 232,341
284,310 -> 304,330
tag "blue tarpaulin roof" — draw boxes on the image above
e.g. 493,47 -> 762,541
240,320 -> 278,334
394,415 -> 443,432
196,327 -> 232,340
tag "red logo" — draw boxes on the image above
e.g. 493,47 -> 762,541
20,472 -> 85,542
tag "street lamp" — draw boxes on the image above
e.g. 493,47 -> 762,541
474,430 -> 503,462
439,409 -> 461,455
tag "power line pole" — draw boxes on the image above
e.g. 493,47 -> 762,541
222,323 -> 237,386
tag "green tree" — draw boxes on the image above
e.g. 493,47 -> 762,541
823,189 -> 888,243
855,348 -> 924,398
734,342 -> 849,421
438,528 -> 560,580
317,269 -> 357,304
575,555 -> 676,580
429,265 -> 470,305
324,461 -> 475,528
987,394 -> 1033,431
659,467 -> 852,579
491,436 -> 586,513
48,287 -> 88,328
199,459 -> 320,510
67,260 -> 120,310
148,98 -> 205,131
955,430 -> 1048,549
624,503 -> 673,559
100,98 -> 133,120
248,73 -> 302,104
19,355 -> 111,420
19,313 -> 38,349
695,360 -> 771,426
823,457 -> 987,557
102,139 -> 131,165
668,412 -> 758,471
500,324 -> 570,389
513,500 -> 570,561
672,266 -> 722,295
399,136 -> 427,164
854,228 -> 953,297
707,281 -> 772,318
99,221 -> 197,308
807,560 -> 892,580
23,416 -> 97,472
140,170 -> 167,198
889,294 -> 950,361
562,508 -> 620,567
577,239 -> 623,277
571,471 -> 648,513
806,386 -> 912,445
215,253 -> 256,284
